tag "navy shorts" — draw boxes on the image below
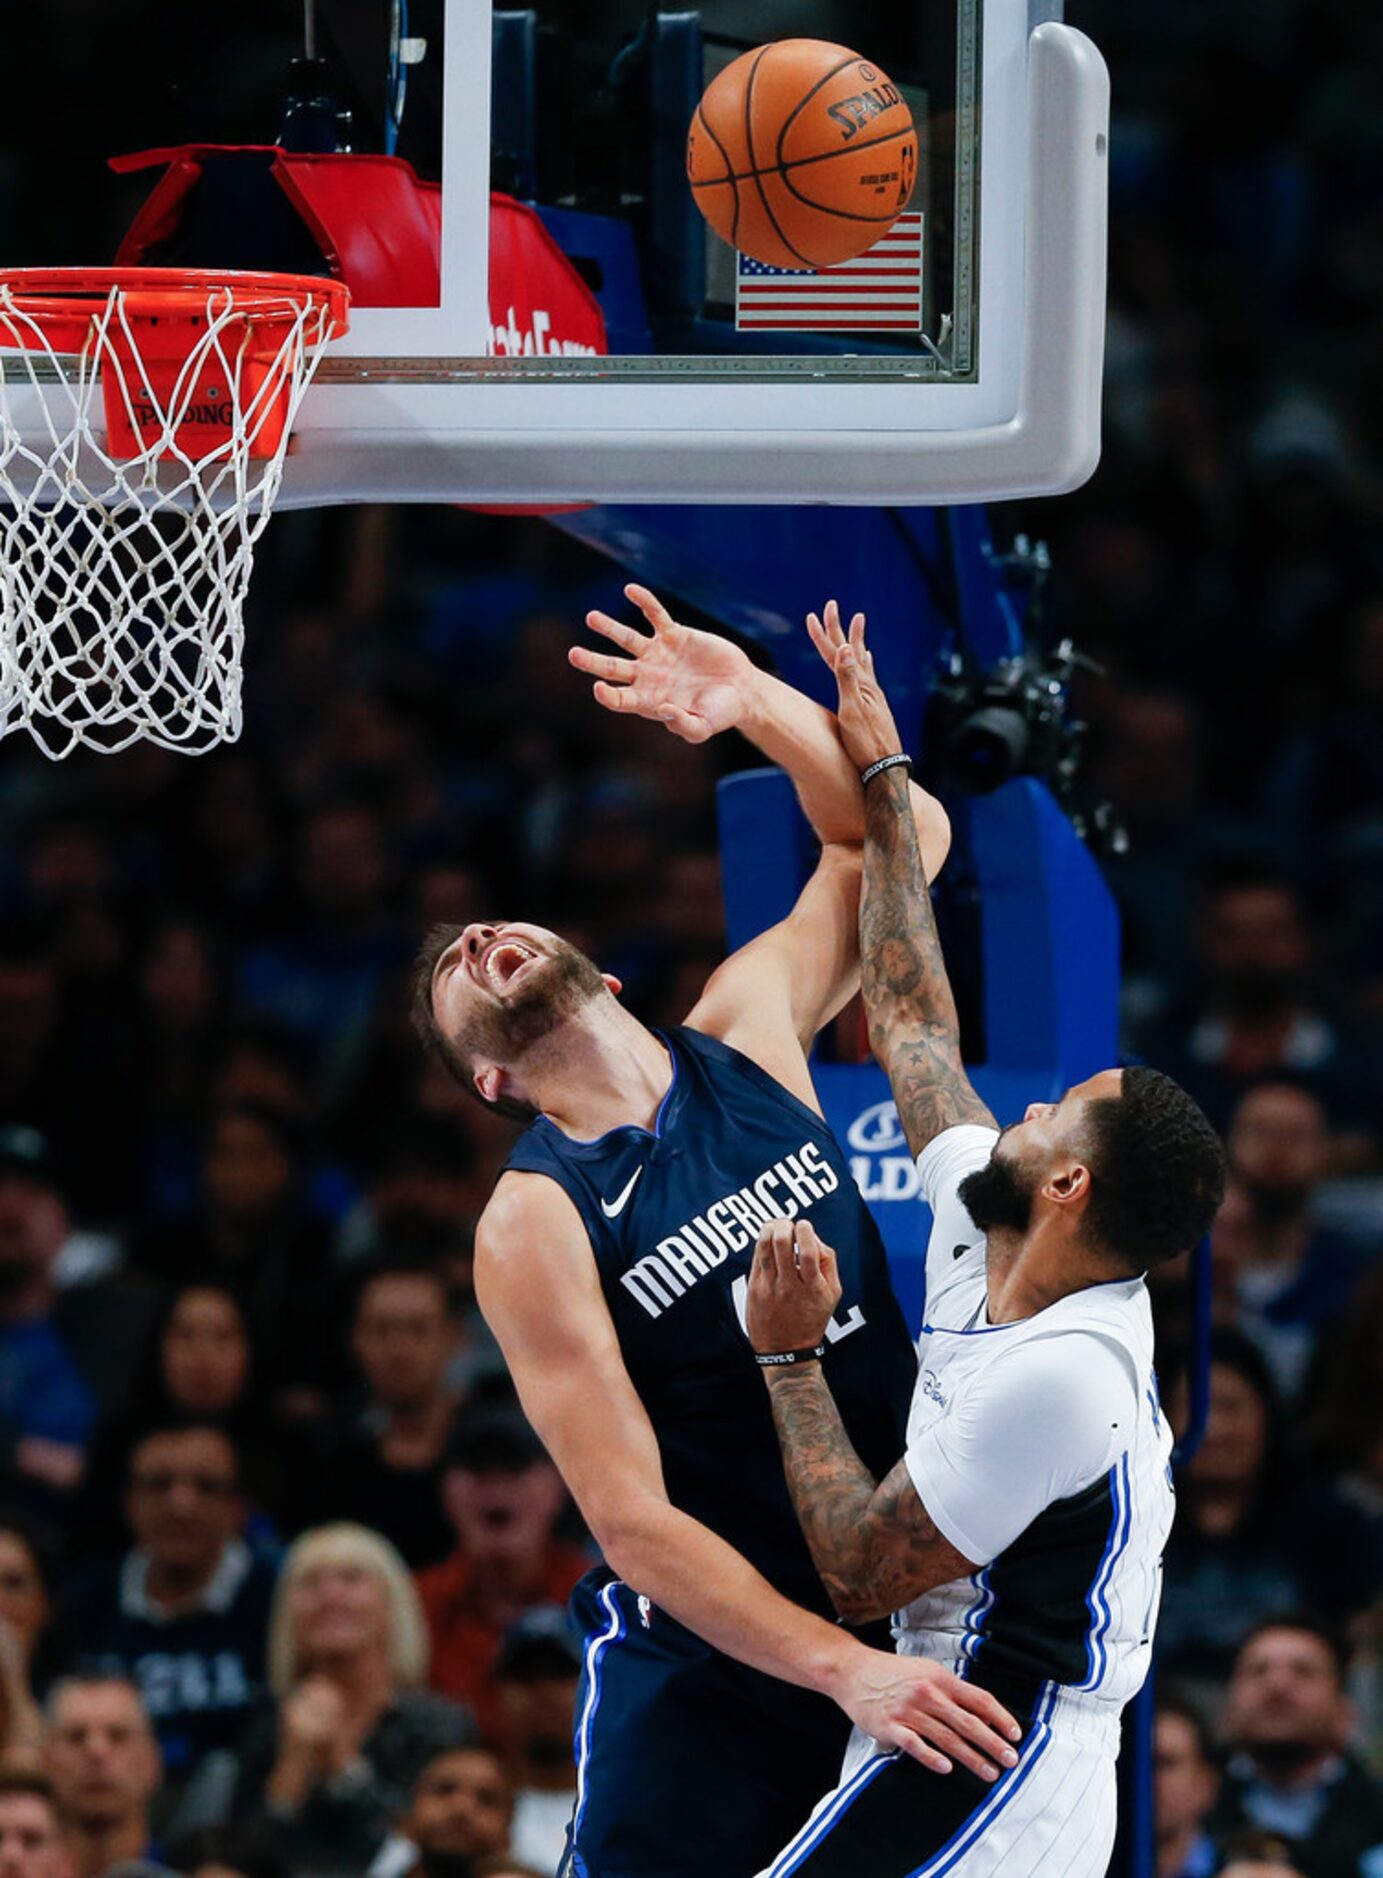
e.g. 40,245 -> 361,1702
564,1569 -> 852,1878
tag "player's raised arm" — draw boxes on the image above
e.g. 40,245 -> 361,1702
571,583 -> 950,874
476,1171 -> 1020,1783
812,611 -> 996,1155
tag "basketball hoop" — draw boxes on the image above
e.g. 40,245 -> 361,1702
0,268 -> 349,757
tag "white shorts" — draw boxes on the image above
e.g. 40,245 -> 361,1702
755,1685 -> 1121,1878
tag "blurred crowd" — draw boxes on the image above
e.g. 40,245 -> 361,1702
0,2 -> 1380,1878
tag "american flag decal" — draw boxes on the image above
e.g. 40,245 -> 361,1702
735,214 -> 924,333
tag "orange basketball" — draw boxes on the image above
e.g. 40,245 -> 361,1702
686,39 -> 918,271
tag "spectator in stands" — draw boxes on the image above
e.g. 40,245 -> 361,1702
378,1745 -> 513,1878
1221,1084 -> 1372,1398
1306,1261 -> 1383,1529
0,1768 -> 75,1878
1159,1331 -> 1378,1697
67,1424 -> 274,1823
1217,1830 -> 1309,1878
0,1131 -> 99,1525
133,1104 -> 344,1409
1209,1616 -> 1383,1878
236,802 -> 405,1059
72,1283 -> 282,1565
231,1523 -> 471,1878
1155,1693 -> 1221,1878
0,1513 -> 66,1770
43,1679 -> 163,1878
302,1266 -> 461,1571
162,1823 -> 289,1878
417,1413 -> 588,1742
490,1611 -> 580,1878
1144,867 -> 1370,1140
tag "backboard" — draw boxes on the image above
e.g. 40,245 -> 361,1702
0,0 -> 1108,507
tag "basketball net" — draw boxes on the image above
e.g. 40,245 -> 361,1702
0,269 -> 348,758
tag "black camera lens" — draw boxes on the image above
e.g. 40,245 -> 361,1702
946,705 -> 1031,793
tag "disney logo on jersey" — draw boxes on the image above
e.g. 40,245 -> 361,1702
845,1099 -> 920,1204
918,1367 -> 948,1409
619,1140 -> 840,1321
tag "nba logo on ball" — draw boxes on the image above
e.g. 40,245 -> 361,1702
687,39 -> 918,271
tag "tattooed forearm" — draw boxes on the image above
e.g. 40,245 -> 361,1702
765,1365 -> 973,1623
861,769 -> 995,1154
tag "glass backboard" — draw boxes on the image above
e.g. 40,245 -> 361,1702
0,0 -> 1108,506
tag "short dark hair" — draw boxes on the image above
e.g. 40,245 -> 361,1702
1155,1689 -> 1215,1764
1235,1610 -> 1351,1684
0,1768 -> 60,1816
410,923 -> 535,1123
165,1822 -> 292,1878
127,1418 -> 242,1487
1083,1067 -> 1226,1270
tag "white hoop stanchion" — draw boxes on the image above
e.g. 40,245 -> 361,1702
0,268 -> 349,757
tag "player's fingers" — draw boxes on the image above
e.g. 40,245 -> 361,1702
570,645 -> 636,683
848,612 -> 870,658
951,1682 -> 1023,1745
824,598 -> 847,646
754,1220 -> 787,1279
805,612 -> 832,663
793,1231 -> 822,1285
657,703 -> 711,744
914,1717 -> 1004,1783
584,609 -> 651,654
592,679 -> 637,713
625,583 -> 678,634
772,1224 -> 800,1283
887,1726 -> 951,1775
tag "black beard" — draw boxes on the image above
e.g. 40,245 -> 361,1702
1245,1737 -> 1325,1781
0,1255 -> 41,1300
416,1853 -> 478,1878
460,939 -> 608,1066
1219,963 -> 1296,1020
1243,1182 -> 1310,1231
957,1152 -> 1036,1238
526,1732 -> 576,1772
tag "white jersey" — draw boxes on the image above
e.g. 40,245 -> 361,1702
895,1125 -> 1175,1718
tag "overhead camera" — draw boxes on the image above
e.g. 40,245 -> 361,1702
929,638 -> 1127,854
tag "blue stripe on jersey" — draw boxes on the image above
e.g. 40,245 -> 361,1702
957,1566 -> 996,1676
766,1751 -> 899,1876
1077,1453 -> 1131,1692
567,1581 -> 626,1868
908,1686 -> 1058,1878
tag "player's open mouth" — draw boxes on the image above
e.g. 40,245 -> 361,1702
480,937 -> 540,993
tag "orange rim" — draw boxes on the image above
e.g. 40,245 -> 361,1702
0,267 -> 350,336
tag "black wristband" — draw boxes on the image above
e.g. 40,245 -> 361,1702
861,752 -> 913,787
754,1343 -> 827,1369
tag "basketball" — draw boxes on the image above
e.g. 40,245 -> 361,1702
686,39 -> 917,271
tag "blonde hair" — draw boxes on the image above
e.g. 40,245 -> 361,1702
267,1523 -> 430,1699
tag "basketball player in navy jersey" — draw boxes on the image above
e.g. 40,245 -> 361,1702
742,610 -> 1226,1876
412,586 -> 1021,1878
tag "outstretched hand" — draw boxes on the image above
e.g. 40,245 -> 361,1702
806,601 -> 905,772
570,583 -> 755,744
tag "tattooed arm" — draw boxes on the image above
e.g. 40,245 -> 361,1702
748,1219 -> 978,1622
809,609 -> 996,1155
861,765 -> 996,1153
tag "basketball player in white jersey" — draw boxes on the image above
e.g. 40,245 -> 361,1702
744,610 -> 1227,1877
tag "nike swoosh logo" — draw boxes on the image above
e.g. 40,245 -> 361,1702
601,1168 -> 644,1219
952,1242 -> 974,1260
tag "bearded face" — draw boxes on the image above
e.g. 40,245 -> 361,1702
443,923 -> 608,1089
957,1139 -> 1039,1238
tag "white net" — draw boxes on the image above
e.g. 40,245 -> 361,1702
0,274 -> 343,758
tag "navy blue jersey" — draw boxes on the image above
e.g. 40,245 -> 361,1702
504,1026 -> 915,1618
